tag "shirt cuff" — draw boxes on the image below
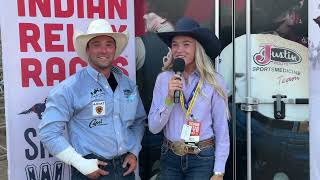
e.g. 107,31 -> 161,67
129,145 -> 141,158
214,160 -> 226,173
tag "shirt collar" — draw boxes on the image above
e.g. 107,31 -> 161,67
86,65 -> 123,82
186,70 -> 200,79
87,65 -> 101,82
192,70 -> 201,77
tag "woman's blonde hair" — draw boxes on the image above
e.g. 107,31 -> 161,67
162,40 -> 230,118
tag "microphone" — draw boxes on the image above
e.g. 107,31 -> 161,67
172,58 -> 185,103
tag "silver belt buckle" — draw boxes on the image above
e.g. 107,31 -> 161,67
171,141 -> 188,156
191,145 -> 201,154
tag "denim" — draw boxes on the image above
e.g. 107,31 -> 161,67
236,108 -> 309,180
71,154 -> 135,180
159,144 -> 215,180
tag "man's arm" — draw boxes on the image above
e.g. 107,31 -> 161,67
128,88 -> 146,157
122,88 -> 146,176
38,86 -> 103,176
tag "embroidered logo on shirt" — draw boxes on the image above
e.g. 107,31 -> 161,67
89,118 -> 107,128
123,89 -> 132,95
90,88 -> 104,98
123,89 -> 136,102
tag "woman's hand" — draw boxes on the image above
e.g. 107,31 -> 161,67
167,74 -> 183,100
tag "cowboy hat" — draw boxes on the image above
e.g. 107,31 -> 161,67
157,17 -> 221,60
73,19 -> 129,62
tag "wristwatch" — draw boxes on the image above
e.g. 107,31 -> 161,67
214,172 -> 225,176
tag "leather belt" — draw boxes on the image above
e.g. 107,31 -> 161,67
164,138 -> 215,156
83,153 -> 128,162
253,112 -> 309,133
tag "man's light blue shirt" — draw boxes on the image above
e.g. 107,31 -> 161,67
39,65 -> 146,159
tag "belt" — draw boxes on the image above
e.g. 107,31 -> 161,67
252,112 -> 309,133
83,153 -> 127,162
164,138 -> 215,156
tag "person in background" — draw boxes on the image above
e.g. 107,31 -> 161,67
135,11 -> 174,180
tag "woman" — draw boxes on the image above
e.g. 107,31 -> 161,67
148,17 -> 230,180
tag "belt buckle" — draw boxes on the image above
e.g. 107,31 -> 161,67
186,143 -> 201,154
191,145 -> 201,154
171,141 -> 188,156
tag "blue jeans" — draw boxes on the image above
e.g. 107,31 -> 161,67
159,144 -> 215,180
71,154 -> 135,180
236,108 -> 309,180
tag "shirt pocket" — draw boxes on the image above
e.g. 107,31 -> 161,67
74,97 -> 112,120
119,91 -> 138,127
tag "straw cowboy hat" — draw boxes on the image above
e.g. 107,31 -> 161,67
157,17 -> 221,60
73,19 -> 129,62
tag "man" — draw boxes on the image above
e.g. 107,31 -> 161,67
39,19 -> 146,180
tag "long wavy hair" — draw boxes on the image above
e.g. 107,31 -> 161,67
162,40 -> 229,118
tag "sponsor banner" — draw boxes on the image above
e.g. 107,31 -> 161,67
0,0 -> 135,179
309,0 -> 320,179
220,34 -> 308,121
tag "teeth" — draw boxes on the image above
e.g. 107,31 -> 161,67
98,57 -> 107,59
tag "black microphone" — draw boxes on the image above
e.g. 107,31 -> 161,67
172,58 -> 185,103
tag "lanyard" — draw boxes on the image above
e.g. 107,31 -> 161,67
180,80 -> 203,120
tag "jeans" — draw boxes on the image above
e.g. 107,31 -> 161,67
159,143 -> 215,180
236,108 -> 309,180
71,154 -> 135,180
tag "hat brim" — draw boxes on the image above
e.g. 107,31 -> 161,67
158,28 -> 221,60
74,32 -> 128,62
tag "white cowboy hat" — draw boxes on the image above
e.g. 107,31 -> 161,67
73,19 -> 129,62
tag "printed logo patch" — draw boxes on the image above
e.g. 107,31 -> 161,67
92,101 -> 105,116
96,106 -> 103,114
253,45 -> 302,66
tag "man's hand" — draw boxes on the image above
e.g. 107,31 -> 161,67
122,153 -> 137,176
210,175 -> 223,180
86,160 -> 109,179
